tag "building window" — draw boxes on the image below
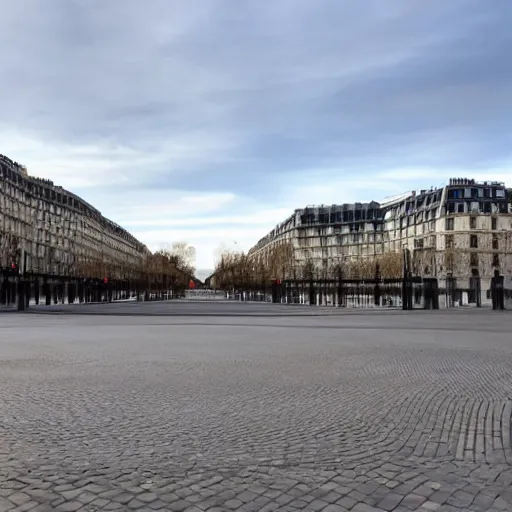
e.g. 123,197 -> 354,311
445,234 -> 454,248
470,253 -> 478,267
445,218 -> 454,231
445,252 -> 454,270
492,236 -> 499,250
470,216 -> 476,229
470,234 -> 478,248
491,217 -> 497,230
493,254 -> 500,267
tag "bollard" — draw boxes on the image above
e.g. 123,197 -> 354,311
45,279 -> 51,306
491,270 -> 505,310
17,279 -> 25,311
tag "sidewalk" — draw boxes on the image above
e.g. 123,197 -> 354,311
0,296 -> 140,312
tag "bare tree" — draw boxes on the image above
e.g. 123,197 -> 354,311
378,252 -> 402,278
211,243 -> 405,292
342,252 -> 402,280
301,258 -> 316,281
162,241 -> 196,276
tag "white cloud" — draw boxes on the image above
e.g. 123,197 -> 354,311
118,208 -> 292,228
99,192 -> 239,221
283,165 -> 512,209
0,127 -> 242,189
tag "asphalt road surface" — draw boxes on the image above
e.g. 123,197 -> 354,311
0,303 -> 511,511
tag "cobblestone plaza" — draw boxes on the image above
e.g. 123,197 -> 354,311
0,304 -> 511,511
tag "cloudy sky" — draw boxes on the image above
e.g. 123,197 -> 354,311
1,1 -> 511,275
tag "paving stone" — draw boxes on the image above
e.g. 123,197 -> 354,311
127,499 -> 145,509
137,493 -> 158,503
470,492 -> 495,510
287,499 -> 309,509
323,505 -> 349,512
400,493 -> 427,509
1,311 -> 511,512
308,499 -> 329,511
378,493 -> 404,511
6,495 -> 31,508
259,505 -> 279,512
223,499 -> 243,510
414,485 -> 435,498
168,501 -> 192,511
420,502 -> 440,511
337,496 -> 357,509
16,502 -> 39,512
352,504 -> 386,512
430,490 -> 454,505
0,498 -> 14,512
446,489 -> 475,508
54,502 -> 83,512
103,503 -> 124,510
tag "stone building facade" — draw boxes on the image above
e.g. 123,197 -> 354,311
0,153 -> 150,277
248,178 -> 512,304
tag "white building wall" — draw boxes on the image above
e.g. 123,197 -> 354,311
248,183 -> 512,295
0,154 -> 149,276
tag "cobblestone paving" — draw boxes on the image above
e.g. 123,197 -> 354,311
0,308 -> 511,511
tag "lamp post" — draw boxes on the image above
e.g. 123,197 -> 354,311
402,245 -> 412,310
